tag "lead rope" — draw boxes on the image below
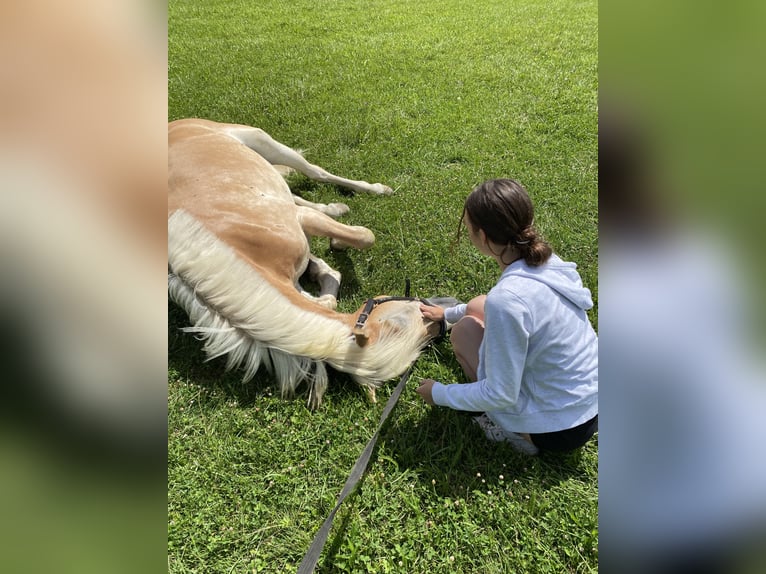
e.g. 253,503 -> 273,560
296,366 -> 413,574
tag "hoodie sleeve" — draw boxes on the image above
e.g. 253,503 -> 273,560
431,289 -> 530,411
444,303 -> 467,325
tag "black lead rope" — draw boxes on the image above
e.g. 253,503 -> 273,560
296,367 -> 413,574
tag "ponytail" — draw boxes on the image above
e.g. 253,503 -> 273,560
515,226 -> 552,267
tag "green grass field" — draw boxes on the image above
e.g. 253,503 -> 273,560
169,0 -> 598,572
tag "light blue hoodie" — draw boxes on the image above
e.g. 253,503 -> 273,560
431,254 -> 598,434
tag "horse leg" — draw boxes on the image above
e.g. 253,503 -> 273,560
274,163 -> 350,218
223,125 -> 393,195
292,194 -> 349,218
296,206 -> 375,251
297,254 -> 341,309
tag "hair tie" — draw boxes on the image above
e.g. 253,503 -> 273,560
515,239 -> 530,245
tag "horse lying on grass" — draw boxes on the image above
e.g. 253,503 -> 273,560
168,119 -> 442,409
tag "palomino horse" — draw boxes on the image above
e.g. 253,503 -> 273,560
168,119 -> 442,408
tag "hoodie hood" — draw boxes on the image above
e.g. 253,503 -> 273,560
503,254 -> 594,310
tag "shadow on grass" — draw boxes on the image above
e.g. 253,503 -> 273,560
168,300 -> 376,408
326,250 -> 363,303
168,301 -> 273,407
286,173 -> 355,199
313,399 -> 597,571
380,404 -> 595,495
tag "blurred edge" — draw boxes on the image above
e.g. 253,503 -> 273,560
0,1 -> 167,573
600,1 -> 766,573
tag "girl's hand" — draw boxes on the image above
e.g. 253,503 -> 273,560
416,378 -> 437,405
420,303 -> 445,323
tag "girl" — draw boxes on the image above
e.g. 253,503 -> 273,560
416,179 -> 598,455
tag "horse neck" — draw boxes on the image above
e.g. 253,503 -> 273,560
169,209 -> 352,354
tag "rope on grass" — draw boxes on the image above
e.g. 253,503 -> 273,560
296,366 -> 413,574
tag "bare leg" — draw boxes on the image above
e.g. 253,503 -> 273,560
450,295 -> 486,381
223,125 -> 393,195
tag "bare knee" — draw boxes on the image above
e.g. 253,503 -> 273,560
452,296 -> 486,350
451,315 -> 484,351
450,315 -> 484,381
464,295 -> 486,321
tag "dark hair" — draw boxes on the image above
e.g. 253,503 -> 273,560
599,101 -> 666,234
459,178 -> 552,266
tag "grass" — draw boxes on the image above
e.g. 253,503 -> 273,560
169,0 -> 597,572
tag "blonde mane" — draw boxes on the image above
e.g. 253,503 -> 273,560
168,210 -> 430,407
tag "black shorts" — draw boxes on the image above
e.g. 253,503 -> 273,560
529,414 -> 598,452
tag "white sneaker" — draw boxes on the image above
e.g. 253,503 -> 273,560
472,414 -> 540,456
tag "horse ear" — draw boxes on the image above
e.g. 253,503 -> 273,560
353,329 -> 369,347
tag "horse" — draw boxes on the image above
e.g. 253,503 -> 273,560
168,119 -> 443,409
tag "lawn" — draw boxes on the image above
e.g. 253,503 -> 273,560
168,0 -> 598,572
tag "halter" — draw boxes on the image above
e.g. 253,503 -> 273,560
353,295 -> 431,331
352,279 -> 447,339
353,279 -> 447,341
